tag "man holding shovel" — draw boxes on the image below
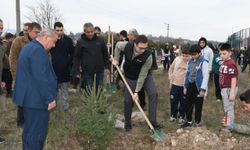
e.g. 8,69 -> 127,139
112,35 -> 162,132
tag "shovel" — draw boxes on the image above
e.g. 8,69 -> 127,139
105,26 -> 116,95
110,56 -> 166,142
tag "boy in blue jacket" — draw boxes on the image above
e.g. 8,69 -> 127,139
181,44 -> 209,128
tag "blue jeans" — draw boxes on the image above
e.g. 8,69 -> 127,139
82,72 -> 104,94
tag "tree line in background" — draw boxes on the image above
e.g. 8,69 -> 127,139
26,0 -> 221,52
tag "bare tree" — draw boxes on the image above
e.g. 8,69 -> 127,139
25,0 -> 63,28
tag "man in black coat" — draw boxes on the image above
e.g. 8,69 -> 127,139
72,22 -> 109,94
51,22 -> 74,111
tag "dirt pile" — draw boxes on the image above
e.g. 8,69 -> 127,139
108,127 -> 250,150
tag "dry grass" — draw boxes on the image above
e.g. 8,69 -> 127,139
0,66 -> 249,150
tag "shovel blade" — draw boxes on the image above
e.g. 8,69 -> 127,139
151,129 -> 167,142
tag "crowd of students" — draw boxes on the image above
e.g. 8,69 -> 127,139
0,18 -> 250,149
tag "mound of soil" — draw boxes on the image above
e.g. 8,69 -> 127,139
108,127 -> 250,150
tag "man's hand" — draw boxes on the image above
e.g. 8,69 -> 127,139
1,82 -> 6,89
107,43 -> 112,49
222,114 -> 230,127
48,100 -> 56,111
132,92 -> 139,102
229,92 -> 236,101
183,88 -> 187,95
197,90 -> 205,97
112,59 -> 119,66
76,74 -> 81,78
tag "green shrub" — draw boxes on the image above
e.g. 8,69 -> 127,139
78,85 -> 115,150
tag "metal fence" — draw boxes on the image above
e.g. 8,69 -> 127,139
228,27 -> 250,50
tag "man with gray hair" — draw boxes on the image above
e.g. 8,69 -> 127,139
127,28 -> 138,41
72,22 -> 109,94
13,28 -> 58,150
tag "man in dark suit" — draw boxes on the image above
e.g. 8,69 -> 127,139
13,28 -> 58,150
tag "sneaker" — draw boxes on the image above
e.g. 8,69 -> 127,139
194,122 -> 202,127
68,88 -> 77,93
180,121 -> 192,128
125,124 -> 132,132
178,117 -> 185,125
169,116 -> 177,122
0,137 -> 5,144
216,99 -> 221,102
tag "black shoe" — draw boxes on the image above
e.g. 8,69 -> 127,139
0,137 -> 5,144
125,124 -> 132,132
180,121 -> 192,128
152,123 -> 164,130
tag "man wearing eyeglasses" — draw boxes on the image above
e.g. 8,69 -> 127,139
9,22 -> 41,80
112,35 -> 162,132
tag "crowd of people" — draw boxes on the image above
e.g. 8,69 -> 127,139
0,18 -> 250,149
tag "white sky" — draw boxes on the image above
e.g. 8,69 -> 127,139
1,0 -> 250,41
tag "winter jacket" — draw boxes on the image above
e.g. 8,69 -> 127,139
72,34 -> 109,75
212,51 -> 223,75
169,56 -> 188,86
201,46 -> 214,71
184,56 -> 209,92
9,35 -> 30,79
0,45 -> 6,83
50,35 -> 74,83
2,40 -> 11,69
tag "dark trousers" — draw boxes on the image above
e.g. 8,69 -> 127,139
138,88 -> 146,108
124,73 -> 158,126
81,72 -> 104,94
170,85 -> 186,118
115,73 -> 122,90
116,74 -> 146,107
2,69 -> 12,95
185,82 -> 204,123
22,107 -> 49,150
213,73 -> 222,100
163,58 -> 170,70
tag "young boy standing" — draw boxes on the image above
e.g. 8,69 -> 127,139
181,45 -> 209,128
168,49 -> 190,124
219,43 -> 238,130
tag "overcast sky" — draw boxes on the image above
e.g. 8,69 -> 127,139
1,0 -> 250,41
